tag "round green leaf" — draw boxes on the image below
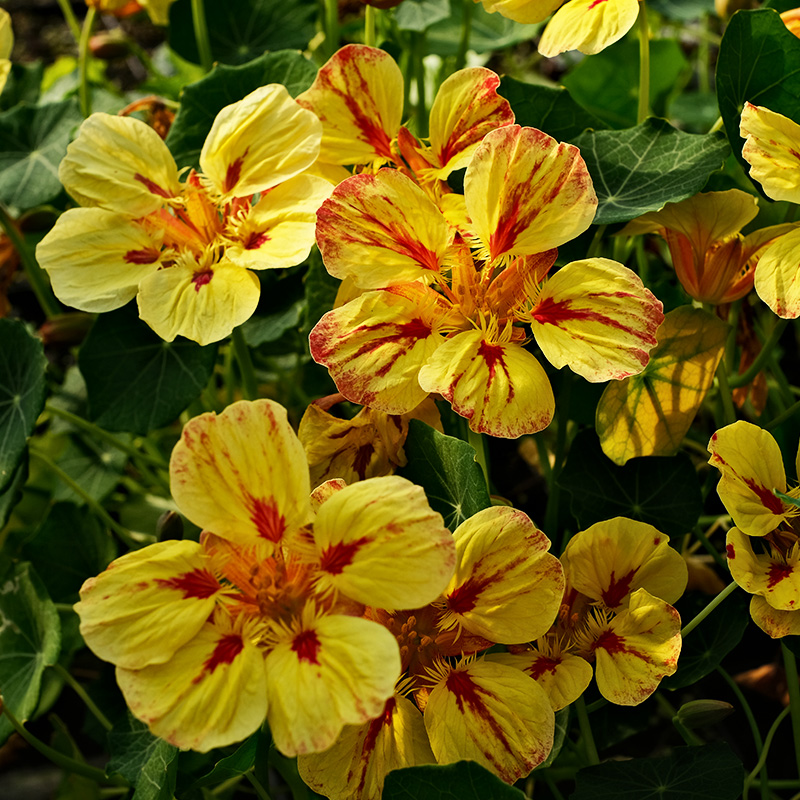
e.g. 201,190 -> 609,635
383,761 -> 525,800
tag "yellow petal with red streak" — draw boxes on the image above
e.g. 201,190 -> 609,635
444,506 -> 564,642
137,259 -> 260,345
265,614 -> 401,755
478,0 -> 562,25
200,84 -> 322,200
740,103 -> 800,204
561,517 -> 687,609
59,113 -> 180,217
313,475 -> 454,608
297,694 -> 434,800
116,621 -> 267,752
227,174 -> 332,270
75,540 -> 221,670
465,125 -> 596,262
530,258 -> 663,381
749,595 -> 800,638
317,170 -> 451,289
417,329 -> 555,438
708,420 -> 789,537
425,659 -> 555,782
754,227 -> 800,319
538,0 -> 641,57
296,44 -> 403,166
592,588 -> 681,705
309,286 -> 449,414
428,68 -> 514,177
170,399 -> 312,550
36,207 -> 162,313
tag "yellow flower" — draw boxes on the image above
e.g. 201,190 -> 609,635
37,86 -> 330,345
0,9 -> 13,97
76,399 -> 455,755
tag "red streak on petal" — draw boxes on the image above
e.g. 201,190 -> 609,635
192,270 -> 213,291
224,157 -> 245,194
353,443 -> 374,480
726,543 -> 736,559
354,696 -> 396,793
592,629 -> 628,654
156,568 -> 220,599
743,478 -> 786,516
134,172 -> 172,198
200,633 -> 244,678
292,629 -> 321,664
588,0 -> 609,7
447,575 -> 492,614
532,296 -> 640,337
767,562 -> 793,589
528,655 -> 561,680
319,536 -> 371,575
601,569 -> 637,609
244,231 -> 270,250
488,201 -> 520,260
476,341 -> 515,401
124,247 -> 160,265
249,497 -> 287,543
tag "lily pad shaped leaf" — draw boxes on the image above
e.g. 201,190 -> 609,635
383,760 -> 526,800
596,306 -> 727,465
573,119 -> 730,225
0,319 -> 47,492
0,562 -> 61,746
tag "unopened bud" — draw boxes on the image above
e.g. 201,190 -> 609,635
675,699 -> 735,729
90,31 -> 130,60
156,511 -> 183,542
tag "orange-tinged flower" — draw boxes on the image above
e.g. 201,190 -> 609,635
76,399 -> 455,755
86,0 -> 175,24
310,126 -> 663,438
37,86 -> 330,345
621,190 -> 797,305
298,505 -> 565,796
781,7 -> 800,38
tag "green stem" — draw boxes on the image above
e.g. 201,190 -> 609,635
574,695 -> 600,765
29,448 -> 140,550
587,225 -> 607,259
766,399 -> 800,431
725,300 -> 742,374
715,359 -> 737,427
0,204 -> 61,319
455,0 -> 473,71
467,427 -> 490,491
324,0 -> 340,58
672,717 -> 704,746
744,706 -> 791,799
231,326 -> 258,401
56,0 -> 82,43
51,664 -> 112,732
681,582 -> 738,638
54,603 -> 76,613
78,6 -> 97,118
543,772 -> 566,800
414,33 -> 428,137
717,666 -> 764,749
692,523 -> 728,572
782,642 -> 800,780
708,116 -> 724,134
637,1 -> 650,124
364,5 -> 376,47
245,770 -> 273,800
729,319 -> 788,388
191,0 -> 214,72
0,701 -> 127,786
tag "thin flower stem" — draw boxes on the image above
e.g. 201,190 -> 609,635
0,204 -> 61,319
587,225 -> 607,259
232,326 -> 258,400
744,706 -> 791,799
715,359 -> 737,427
637,1 -> 650,124
324,0 -> 340,58
708,116 -> 724,134
782,642 -> 800,780
78,7 -> 97,117
766,399 -> 800,431
245,770 -> 273,800
51,664 -> 112,732
543,772 -> 566,800
717,665 -> 765,749
729,319 -> 788,388
54,603 -> 76,613
574,695 -> 600,765
725,300 -> 742,374
56,0 -> 82,43
467,427 -> 490,491
692,523 -> 728,572
414,33 -> 428,137
0,701 -> 127,786
364,5 -> 376,47
455,0 -> 473,71
681,581 -> 738,637
191,0 -> 214,72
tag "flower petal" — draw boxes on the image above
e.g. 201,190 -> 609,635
530,258 -> 664,381
59,113 -> 180,217
170,399 -> 312,550
425,659 -> 555,782
265,614 -> 401,755
443,507 -> 564,642
477,0 -> 561,25
36,207 -> 162,312
708,420 -> 788,537
538,0 -> 641,57
313,475 -> 454,609
749,595 -> 800,638
754,227 -> 800,319
417,329 -> 555,438
200,84 -> 322,200
296,45 -> 403,166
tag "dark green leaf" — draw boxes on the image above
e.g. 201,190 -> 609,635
383,761 -> 525,799
716,9 -> 800,184
107,712 -> 178,799
0,98 -> 81,209
574,119 -> 729,224
0,61 -> 44,111
51,434 -> 128,505
303,250 -> 340,338
168,0 -> 315,67
395,0 -> 451,31
535,707 -> 569,771
189,733 -> 259,788
166,50 -> 317,169
79,304 -> 218,435
0,562 -> 61,745
763,0 -> 797,11
243,300 -> 304,347
557,429 -> 703,536
22,502 -> 116,603
563,40 -> 689,129
397,420 -> 490,530
499,78 -> 607,142
570,742 -> 744,800
649,0 -> 714,21
0,454 -> 27,529
0,319 -> 47,492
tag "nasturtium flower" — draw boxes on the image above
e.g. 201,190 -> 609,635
296,44 -> 514,202
37,86 -> 330,345
621,190 -> 797,305
86,0 -> 175,24
0,9 -> 13,97
494,518 -> 686,707
297,505 -> 565,797
709,421 -> 800,638
310,125 -> 663,438
76,399 -> 455,755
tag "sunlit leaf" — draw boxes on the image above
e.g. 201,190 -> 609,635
396,0 -> 451,31
595,306 -> 727,464
52,435 -> 129,505
188,732 -> 261,789
383,761 -> 525,799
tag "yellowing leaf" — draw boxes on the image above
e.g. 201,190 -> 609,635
595,307 -> 727,465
